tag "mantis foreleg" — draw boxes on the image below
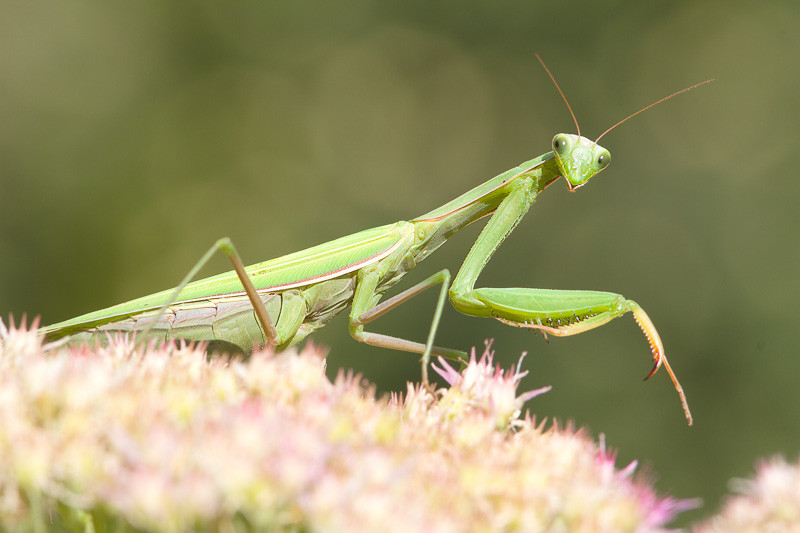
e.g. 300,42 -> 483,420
446,164 -> 693,424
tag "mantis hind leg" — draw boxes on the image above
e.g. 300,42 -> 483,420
139,238 -> 290,350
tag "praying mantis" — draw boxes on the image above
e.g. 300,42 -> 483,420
37,57 -> 710,425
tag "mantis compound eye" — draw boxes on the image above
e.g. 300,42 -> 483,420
596,150 -> 611,169
553,134 -> 570,154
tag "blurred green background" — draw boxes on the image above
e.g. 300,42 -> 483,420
2,0 -> 798,526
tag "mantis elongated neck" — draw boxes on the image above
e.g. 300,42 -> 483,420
410,153 -> 561,262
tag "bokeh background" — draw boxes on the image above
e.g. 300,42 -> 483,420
2,1 -> 798,526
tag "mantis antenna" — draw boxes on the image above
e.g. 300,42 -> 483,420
535,54 -> 580,137
595,79 -> 714,142
535,53 -> 713,143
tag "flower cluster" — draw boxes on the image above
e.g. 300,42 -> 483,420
695,455 -> 800,532
0,323 -> 694,532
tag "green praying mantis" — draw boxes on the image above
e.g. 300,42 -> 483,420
36,57 -> 710,425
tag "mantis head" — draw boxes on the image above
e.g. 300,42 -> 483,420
535,54 -> 712,192
552,133 -> 610,191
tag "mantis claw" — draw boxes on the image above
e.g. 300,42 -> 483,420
631,305 -> 692,424
631,306 -> 664,381
644,359 -> 661,382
